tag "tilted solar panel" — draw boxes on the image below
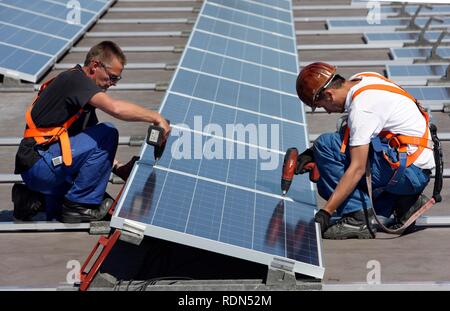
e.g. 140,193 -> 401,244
111,0 -> 324,279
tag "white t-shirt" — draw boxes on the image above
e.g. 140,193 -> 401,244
345,72 -> 435,170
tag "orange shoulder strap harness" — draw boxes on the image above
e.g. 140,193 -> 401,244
23,77 -> 84,166
340,72 -> 432,169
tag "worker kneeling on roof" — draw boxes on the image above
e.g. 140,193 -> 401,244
295,62 -> 435,239
12,41 -> 170,223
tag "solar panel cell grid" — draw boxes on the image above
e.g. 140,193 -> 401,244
392,48 -> 450,59
208,0 -> 291,22
116,166 -> 319,266
203,3 -> 293,36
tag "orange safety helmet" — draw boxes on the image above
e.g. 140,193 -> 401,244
296,62 -> 337,109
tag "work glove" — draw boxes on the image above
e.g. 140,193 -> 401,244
112,156 -> 140,181
314,209 -> 331,234
295,148 -> 315,175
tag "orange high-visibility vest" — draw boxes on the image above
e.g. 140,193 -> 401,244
23,76 -> 84,166
340,72 -> 432,169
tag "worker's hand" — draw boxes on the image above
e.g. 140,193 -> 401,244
112,156 -> 140,181
314,209 -> 331,234
156,115 -> 171,140
295,148 -> 315,174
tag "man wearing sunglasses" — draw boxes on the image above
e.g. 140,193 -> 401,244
294,62 -> 435,239
13,41 -> 170,223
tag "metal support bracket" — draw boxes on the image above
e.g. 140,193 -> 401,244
399,4 -> 432,31
181,30 -> 191,37
165,63 -> 178,70
173,45 -> 185,53
129,135 -> 145,146
427,63 -> 450,86
415,30 -> 449,63
404,17 -> 444,47
155,82 -> 169,91
266,257 -> 296,288
119,219 -> 145,246
395,2 -> 412,18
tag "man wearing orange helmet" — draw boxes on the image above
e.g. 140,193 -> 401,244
295,62 -> 435,239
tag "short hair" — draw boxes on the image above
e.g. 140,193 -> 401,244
84,41 -> 127,66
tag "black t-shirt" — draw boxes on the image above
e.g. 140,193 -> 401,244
15,65 -> 102,174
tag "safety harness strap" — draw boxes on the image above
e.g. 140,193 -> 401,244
365,160 -> 436,235
23,74 -> 83,166
340,74 -> 432,171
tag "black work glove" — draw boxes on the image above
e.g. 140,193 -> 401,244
295,148 -> 315,175
314,209 -> 331,234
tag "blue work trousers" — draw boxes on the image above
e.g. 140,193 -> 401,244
21,123 -> 119,219
313,132 -> 430,217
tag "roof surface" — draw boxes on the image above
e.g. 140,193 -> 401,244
0,0 -> 449,289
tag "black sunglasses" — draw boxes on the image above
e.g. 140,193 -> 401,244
97,61 -> 122,83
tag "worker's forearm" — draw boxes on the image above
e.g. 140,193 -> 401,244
323,166 -> 366,214
112,100 -> 162,124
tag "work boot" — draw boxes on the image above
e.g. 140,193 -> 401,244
61,195 -> 114,223
11,183 -> 45,221
323,209 -> 376,240
389,194 -> 429,234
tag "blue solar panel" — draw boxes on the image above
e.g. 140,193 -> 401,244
1,0 -> 95,25
203,2 -> 293,37
387,64 -> 447,78
111,0 -> 324,279
116,167 -> 319,266
405,87 -> 450,101
190,31 -> 297,72
0,43 -> 51,80
391,47 -> 450,59
0,24 -> 67,55
196,16 -> 296,53
0,0 -> 114,82
365,31 -> 449,43
169,70 -> 303,123
208,0 -> 291,23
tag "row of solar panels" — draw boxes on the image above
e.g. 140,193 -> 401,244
338,4 -> 450,96
0,0 -> 113,82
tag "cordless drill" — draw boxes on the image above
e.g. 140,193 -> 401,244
146,119 -> 170,161
281,147 -> 319,195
